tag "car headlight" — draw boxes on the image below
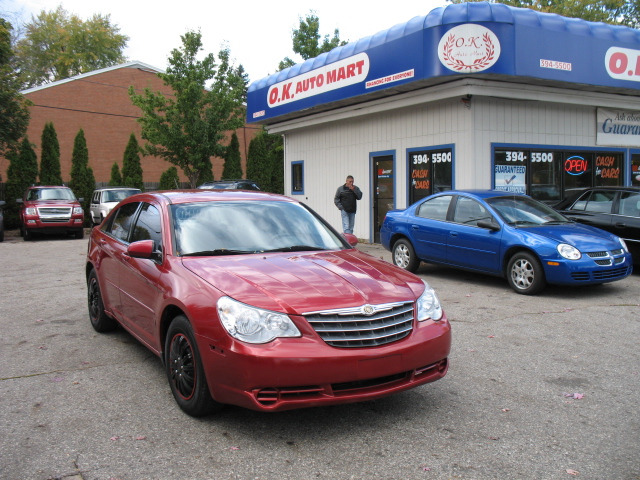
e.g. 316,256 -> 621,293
619,238 -> 629,252
25,207 -> 37,216
217,296 -> 301,344
557,243 -> 581,260
73,207 -> 83,215
417,281 -> 443,322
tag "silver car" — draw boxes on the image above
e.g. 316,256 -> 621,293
89,187 -> 141,225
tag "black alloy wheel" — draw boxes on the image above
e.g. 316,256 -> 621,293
165,315 -> 221,417
87,270 -> 117,332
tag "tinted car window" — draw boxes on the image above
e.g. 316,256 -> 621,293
416,195 -> 452,220
109,202 -> 140,242
619,191 -> 640,217
453,197 -> 491,226
131,203 -> 162,249
579,190 -> 616,213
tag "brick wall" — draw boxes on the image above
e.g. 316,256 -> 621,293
1,63 -> 260,185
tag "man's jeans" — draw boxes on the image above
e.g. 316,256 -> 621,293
340,209 -> 356,234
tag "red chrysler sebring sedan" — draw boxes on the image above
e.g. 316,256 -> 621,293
86,190 -> 451,416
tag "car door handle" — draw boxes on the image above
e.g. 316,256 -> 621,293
449,231 -> 458,238
615,222 -> 627,228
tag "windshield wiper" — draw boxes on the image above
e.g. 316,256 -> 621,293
261,245 -> 325,253
182,249 -> 253,257
543,220 -> 568,225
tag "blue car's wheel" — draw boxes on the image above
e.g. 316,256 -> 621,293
392,239 -> 420,273
507,252 -> 545,295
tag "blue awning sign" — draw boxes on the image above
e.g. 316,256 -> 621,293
247,3 -> 640,124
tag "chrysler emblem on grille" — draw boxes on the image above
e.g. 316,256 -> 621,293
361,305 -> 375,316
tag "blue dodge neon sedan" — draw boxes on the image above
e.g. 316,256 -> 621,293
380,190 -> 632,295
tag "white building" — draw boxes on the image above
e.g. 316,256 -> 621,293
247,2 -> 640,242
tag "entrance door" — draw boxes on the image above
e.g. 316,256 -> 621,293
372,155 -> 394,243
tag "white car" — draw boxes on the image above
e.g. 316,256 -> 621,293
90,187 -> 141,225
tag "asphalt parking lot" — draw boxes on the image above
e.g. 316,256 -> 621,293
0,232 -> 638,480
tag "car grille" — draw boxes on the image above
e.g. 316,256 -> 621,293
571,266 -> 631,281
37,207 -> 72,222
585,250 -> 627,267
304,301 -> 414,348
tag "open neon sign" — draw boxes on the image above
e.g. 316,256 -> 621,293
564,156 -> 588,175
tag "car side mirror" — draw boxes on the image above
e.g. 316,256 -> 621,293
477,219 -> 500,231
127,240 -> 160,261
342,233 -> 358,246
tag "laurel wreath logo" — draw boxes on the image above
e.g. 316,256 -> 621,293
442,32 -> 496,72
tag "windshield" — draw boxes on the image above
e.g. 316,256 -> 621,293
29,188 -> 76,201
172,200 -> 347,256
487,195 -> 569,226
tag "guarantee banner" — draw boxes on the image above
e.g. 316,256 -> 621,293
597,108 -> 640,147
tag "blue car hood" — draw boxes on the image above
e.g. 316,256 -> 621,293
517,222 -> 622,250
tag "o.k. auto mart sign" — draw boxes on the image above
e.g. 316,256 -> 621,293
597,108 -> 640,147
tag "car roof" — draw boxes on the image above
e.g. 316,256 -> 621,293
434,189 -> 527,200
127,189 -> 292,205
94,186 -> 141,191
578,186 -> 640,191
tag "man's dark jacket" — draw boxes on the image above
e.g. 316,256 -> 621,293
334,184 -> 363,213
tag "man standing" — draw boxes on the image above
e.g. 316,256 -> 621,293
334,175 -> 363,234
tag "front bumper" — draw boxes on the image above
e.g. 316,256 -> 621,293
197,317 -> 451,412
541,251 -> 633,285
23,216 -> 84,233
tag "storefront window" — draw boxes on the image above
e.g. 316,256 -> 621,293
494,147 -> 624,202
408,147 -> 453,204
562,153 -> 592,192
631,153 -> 640,187
594,153 -> 623,186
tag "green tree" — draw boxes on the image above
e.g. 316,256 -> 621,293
121,133 -> 144,190
446,0 -> 639,27
39,122 -> 62,185
4,137 -> 38,228
68,128 -> 95,224
278,12 -> 347,70
246,129 -> 284,193
0,19 -> 30,157
222,132 -> 243,179
129,31 -> 247,188
158,165 -> 181,190
15,6 -> 128,88
109,162 -> 123,186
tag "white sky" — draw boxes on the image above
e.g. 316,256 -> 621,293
2,0 -> 448,84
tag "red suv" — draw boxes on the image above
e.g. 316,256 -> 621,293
18,186 -> 85,240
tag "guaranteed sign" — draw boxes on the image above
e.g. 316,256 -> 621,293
267,53 -> 370,108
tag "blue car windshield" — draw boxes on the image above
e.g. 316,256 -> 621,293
486,196 -> 569,226
172,200 -> 346,256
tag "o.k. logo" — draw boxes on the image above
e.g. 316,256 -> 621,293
438,24 -> 501,73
